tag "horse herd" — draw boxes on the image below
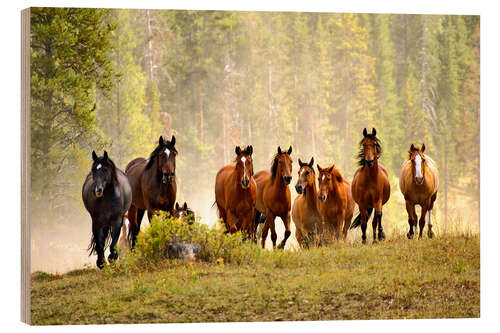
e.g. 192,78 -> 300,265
82,128 -> 439,269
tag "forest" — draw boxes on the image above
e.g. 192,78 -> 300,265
30,8 -> 480,262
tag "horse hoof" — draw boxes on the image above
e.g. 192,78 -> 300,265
108,254 -> 118,262
428,230 -> 435,238
407,232 -> 413,240
362,238 -> 367,245
96,259 -> 105,270
378,232 -> 386,241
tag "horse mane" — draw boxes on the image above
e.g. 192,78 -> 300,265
270,152 -> 280,181
357,135 -> 382,167
92,156 -> 118,184
145,142 -> 177,170
330,167 -> 344,183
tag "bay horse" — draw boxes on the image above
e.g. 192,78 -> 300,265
399,144 -> 439,239
125,136 -> 177,248
350,128 -> 391,244
317,164 -> 355,242
173,202 -> 196,224
214,146 -> 257,238
291,157 -> 322,248
82,151 -> 132,268
255,146 -> 293,249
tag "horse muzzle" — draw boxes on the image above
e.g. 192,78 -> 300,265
295,184 -> 303,194
318,194 -> 326,202
95,187 -> 104,198
241,177 -> 250,189
283,176 -> 292,185
365,159 -> 375,167
415,177 -> 424,185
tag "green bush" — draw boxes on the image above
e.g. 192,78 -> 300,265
115,212 -> 264,271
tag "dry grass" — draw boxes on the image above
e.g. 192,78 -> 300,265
31,234 -> 479,325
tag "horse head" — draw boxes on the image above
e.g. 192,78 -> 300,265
174,202 -> 195,223
317,164 -> 343,202
91,150 -> 117,198
273,146 -> 293,185
296,157 -> 314,195
409,143 -> 427,185
156,135 -> 177,184
235,145 -> 254,189
359,128 -> 382,168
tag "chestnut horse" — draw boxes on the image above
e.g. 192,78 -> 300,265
255,146 -> 293,249
350,128 -> 391,243
399,144 -> 439,239
291,157 -> 322,248
214,146 -> 257,238
317,164 -> 355,242
125,136 -> 177,248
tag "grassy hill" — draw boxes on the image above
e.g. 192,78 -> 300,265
31,233 -> 479,325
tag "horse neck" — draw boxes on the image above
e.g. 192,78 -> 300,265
271,168 -> 288,191
305,180 -> 318,206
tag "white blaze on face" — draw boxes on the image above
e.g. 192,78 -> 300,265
96,164 -> 102,170
241,156 -> 247,179
414,154 -> 423,179
164,148 -> 170,158
322,174 -> 325,182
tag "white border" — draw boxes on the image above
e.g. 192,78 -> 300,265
1,1 -> 497,332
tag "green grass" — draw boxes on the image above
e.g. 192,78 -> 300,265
30,234 -> 479,325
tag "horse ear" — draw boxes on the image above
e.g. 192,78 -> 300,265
159,136 -> 164,145
309,157 -> 314,168
410,144 -> 416,151
317,164 -> 322,172
287,146 -> 292,155
92,151 -> 97,161
103,151 -> 108,160
170,135 -> 176,146
278,146 -> 282,155
336,175 -> 343,183
363,128 -> 368,137
183,202 -> 188,210
372,128 -> 376,137
235,146 -> 241,155
298,158 -> 304,167
421,143 -> 426,153
175,202 -> 179,210
247,145 -> 253,155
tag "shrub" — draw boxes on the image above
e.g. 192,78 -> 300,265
116,212 -> 263,271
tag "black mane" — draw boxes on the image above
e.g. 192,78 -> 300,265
145,141 -> 177,170
357,135 -> 382,167
271,152 -> 280,181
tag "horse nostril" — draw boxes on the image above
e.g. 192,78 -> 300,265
295,185 -> 302,194
318,195 -> 326,202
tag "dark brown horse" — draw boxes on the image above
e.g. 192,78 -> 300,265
125,136 -> 177,248
214,146 -> 257,238
173,202 -> 196,224
82,151 -> 132,268
255,146 -> 293,249
291,157 -> 322,248
399,144 -> 439,239
350,128 -> 391,243
317,164 -> 355,242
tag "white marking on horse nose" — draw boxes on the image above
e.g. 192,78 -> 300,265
241,156 -> 247,178
96,164 -> 102,169
165,148 -> 170,157
322,175 -> 325,182
414,155 -> 423,180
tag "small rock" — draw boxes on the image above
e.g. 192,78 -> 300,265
165,243 -> 201,260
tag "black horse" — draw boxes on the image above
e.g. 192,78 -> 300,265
82,151 -> 132,269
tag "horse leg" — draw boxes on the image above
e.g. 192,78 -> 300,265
343,212 -> 353,240
254,210 -> 262,241
359,207 -> 369,244
269,218 -> 278,249
405,201 -> 417,239
374,200 -> 385,241
226,210 -> 238,233
371,212 -> 378,243
419,201 -> 430,239
278,213 -> 291,249
132,208 -> 145,248
95,225 -> 108,269
427,193 -> 437,238
260,220 -> 270,249
108,216 -> 123,262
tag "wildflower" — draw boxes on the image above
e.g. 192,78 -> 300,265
216,257 -> 224,265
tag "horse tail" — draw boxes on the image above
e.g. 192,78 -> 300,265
350,207 -> 373,229
87,226 -> 112,256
